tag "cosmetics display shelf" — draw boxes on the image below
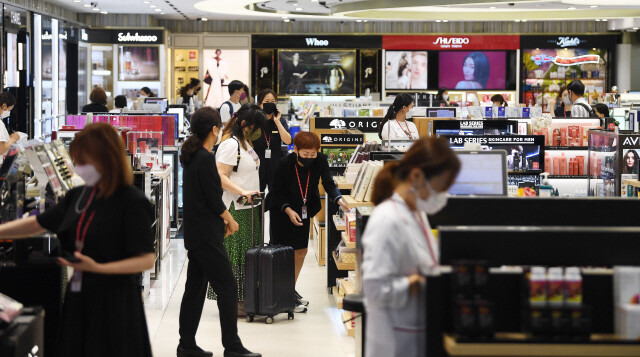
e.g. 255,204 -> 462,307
333,251 -> 355,271
333,176 -> 354,190
341,232 -> 356,249
444,333 -> 640,357
342,311 -> 356,337
548,175 -> 589,179
622,179 -> 640,189
545,146 -> 589,151
342,195 -> 375,207
333,215 -> 346,231
332,286 -> 343,309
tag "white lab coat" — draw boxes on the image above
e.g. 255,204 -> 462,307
381,120 -> 419,141
362,193 -> 439,357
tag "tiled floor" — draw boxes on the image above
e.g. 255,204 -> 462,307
144,240 -> 356,357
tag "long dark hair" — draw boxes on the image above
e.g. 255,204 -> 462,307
371,137 -> 460,205
180,107 -> 221,168
435,88 -> 447,101
378,93 -> 414,140
623,150 -> 639,174
464,52 -> 490,89
257,88 -> 277,105
221,103 -> 267,151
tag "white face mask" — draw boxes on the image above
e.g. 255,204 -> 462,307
75,164 -> 102,186
1,111 -> 10,119
416,180 -> 449,215
562,93 -> 573,106
405,107 -> 414,119
443,94 -> 449,101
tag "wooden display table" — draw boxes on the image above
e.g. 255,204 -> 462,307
333,175 -> 354,190
343,195 -> 375,207
444,333 -> 640,357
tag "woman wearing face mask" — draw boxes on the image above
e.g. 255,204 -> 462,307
362,137 -> 460,357
269,131 -> 349,311
379,93 -> 419,141
0,92 -> 19,156
434,88 -> 449,106
177,107 -> 261,357
252,89 -> 292,193
209,104 -> 265,315
554,87 -> 572,118
0,123 -> 156,356
178,84 -> 196,116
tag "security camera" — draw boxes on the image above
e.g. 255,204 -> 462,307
508,2 -> 515,6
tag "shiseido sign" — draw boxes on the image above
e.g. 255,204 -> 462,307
86,29 -> 164,44
321,134 -> 364,145
432,37 -> 470,49
315,117 -> 381,133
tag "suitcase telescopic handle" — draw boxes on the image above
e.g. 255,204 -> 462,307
250,192 -> 266,247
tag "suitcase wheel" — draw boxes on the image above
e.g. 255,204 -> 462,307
265,316 -> 274,324
288,312 -> 294,320
246,315 -> 255,323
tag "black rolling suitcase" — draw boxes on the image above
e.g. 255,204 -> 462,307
244,194 -> 296,324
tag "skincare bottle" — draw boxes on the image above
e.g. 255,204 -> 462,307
564,267 -> 583,306
545,154 -> 551,175
547,267 -> 565,307
559,153 -> 568,176
529,267 -> 548,307
539,173 -> 553,197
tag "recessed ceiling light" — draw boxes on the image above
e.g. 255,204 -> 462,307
356,19 -> 362,22
595,19 -> 601,21
283,19 -> 290,22
150,5 -> 156,8
363,20 -> 368,22
567,7 -> 576,10
73,0 -> 81,2
154,8 -> 161,11
590,5 -> 598,8
443,20 -> 448,22
282,16 -> 288,19
489,6 -> 496,9
92,7 -> 100,11
602,18 -> 608,21
101,11 -> 108,14
292,2 -> 298,5
296,7 -> 303,11
634,27 -> 639,30
83,3 -> 91,7
436,20 -> 442,22
521,19 -> 527,22
514,19 -> 521,22
311,0 -> 318,2
143,1 -> 150,3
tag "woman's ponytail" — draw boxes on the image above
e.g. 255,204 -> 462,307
371,161 -> 400,205
378,106 -> 397,140
179,136 -> 201,167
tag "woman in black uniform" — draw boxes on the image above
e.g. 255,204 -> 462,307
269,131 -> 349,309
177,107 -> 261,357
0,123 -> 156,356
252,89 -> 292,193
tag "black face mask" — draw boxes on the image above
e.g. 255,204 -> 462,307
297,154 -> 316,167
262,102 -> 277,115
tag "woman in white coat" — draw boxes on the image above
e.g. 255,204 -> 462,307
378,93 -> 420,141
362,137 -> 461,357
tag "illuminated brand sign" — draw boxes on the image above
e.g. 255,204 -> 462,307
81,29 -> 89,41
622,135 -> 640,148
315,117 -> 381,133
305,38 -> 329,47
557,37 -> 581,47
42,31 -> 52,40
321,134 -> 364,144
433,37 -> 469,45
459,121 -> 484,130
10,12 -> 21,25
118,32 -> 158,43
530,54 -> 600,67
60,31 -> 68,40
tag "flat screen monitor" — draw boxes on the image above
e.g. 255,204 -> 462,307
426,107 -> 457,118
278,50 -> 356,95
144,98 -> 168,113
439,51 -> 507,90
168,106 -> 185,133
449,150 -> 508,196
384,50 -> 429,90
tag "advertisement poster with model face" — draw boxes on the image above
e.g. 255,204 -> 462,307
278,50 -> 355,96
118,46 -> 160,81
439,51 -> 507,90
385,51 -> 428,90
202,49 -> 250,108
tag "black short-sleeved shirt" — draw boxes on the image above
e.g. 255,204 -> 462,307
182,147 -> 228,250
252,118 -> 290,192
37,185 -> 155,264
81,102 -> 109,113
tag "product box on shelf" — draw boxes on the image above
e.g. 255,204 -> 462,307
345,211 -> 357,242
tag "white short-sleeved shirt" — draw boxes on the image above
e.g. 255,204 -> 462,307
381,120 -> 419,141
220,101 -> 242,124
571,97 -> 593,118
0,121 -> 10,143
216,137 -> 261,210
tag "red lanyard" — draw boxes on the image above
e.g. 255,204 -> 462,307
76,187 -> 97,250
390,198 -> 439,268
294,165 -> 311,205
264,131 -> 271,149
395,120 -> 413,139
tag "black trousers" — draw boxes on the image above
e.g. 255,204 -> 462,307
179,240 -> 243,350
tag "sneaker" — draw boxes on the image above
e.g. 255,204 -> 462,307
294,304 -> 308,313
295,290 -> 309,306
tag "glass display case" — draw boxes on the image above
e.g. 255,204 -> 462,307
91,45 -> 114,108
127,131 -> 164,170
588,130 -> 640,197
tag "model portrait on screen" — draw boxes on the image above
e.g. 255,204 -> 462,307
455,52 -> 490,90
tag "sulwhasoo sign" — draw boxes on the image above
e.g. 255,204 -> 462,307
118,32 -> 159,43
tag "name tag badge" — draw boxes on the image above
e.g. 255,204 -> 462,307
265,149 -> 271,159
301,205 -> 308,220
